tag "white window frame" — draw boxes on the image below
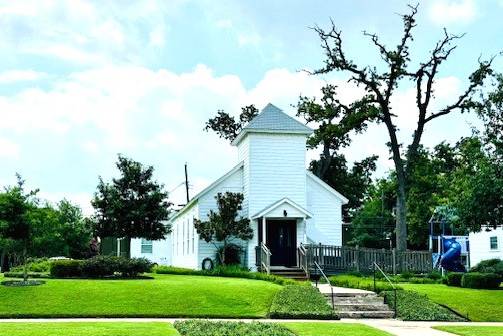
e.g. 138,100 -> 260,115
141,239 -> 153,254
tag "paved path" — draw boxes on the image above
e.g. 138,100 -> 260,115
316,283 -> 374,295
0,318 -> 502,336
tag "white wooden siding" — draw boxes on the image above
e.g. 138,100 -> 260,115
171,205 -> 199,268
130,235 -> 172,265
306,174 -> 343,245
247,133 -> 307,216
469,227 -> 503,266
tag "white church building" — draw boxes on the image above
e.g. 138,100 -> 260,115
131,103 -> 348,270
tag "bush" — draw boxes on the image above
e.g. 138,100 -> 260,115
382,290 -> 465,321
3,272 -> 51,279
153,265 -> 301,286
173,320 -> 295,336
81,256 -> 117,278
426,270 -> 443,280
11,258 -> 52,273
461,272 -> 502,289
216,243 -> 243,266
117,257 -> 153,277
268,285 -> 337,319
446,272 -> 464,287
471,259 -> 503,278
407,277 -> 439,284
329,274 -> 400,293
50,260 -> 83,278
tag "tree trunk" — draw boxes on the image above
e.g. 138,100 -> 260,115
23,243 -> 28,283
395,181 -> 408,252
221,241 -> 226,266
0,248 -> 5,273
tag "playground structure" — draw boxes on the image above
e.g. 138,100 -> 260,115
429,207 -> 470,273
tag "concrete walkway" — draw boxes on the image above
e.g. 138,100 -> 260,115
316,283 -> 374,295
0,318 -> 502,336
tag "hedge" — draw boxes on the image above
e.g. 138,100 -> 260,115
153,265 -> 302,286
50,256 -> 153,278
470,259 -> 503,278
446,272 -> 464,287
461,272 -> 501,289
382,290 -> 465,321
268,285 -> 337,319
173,320 -> 295,336
3,272 -> 51,279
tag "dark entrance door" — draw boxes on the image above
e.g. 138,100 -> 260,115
266,220 -> 297,267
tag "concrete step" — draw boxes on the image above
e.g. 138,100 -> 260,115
338,310 -> 395,319
333,303 -> 392,312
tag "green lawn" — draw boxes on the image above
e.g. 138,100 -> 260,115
0,322 -> 392,336
0,323 -> 179,336
402,284 -> 503,322
284,323 -> 393,336
434,326 -> 503,336
0,274 -> 280,318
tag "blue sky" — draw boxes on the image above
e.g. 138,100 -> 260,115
0,0 -> 501,213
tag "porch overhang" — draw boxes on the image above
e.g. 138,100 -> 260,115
251,198 -> 313,219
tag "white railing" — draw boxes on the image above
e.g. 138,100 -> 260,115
260,243 -> 272,274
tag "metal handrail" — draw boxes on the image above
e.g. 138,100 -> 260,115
313,261 -> 335,311
373,262 -> 397,318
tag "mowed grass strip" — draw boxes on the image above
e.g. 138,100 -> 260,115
401,284 -> 503,322
0,323 -> 179,336
434,326 -> 503,336
0,274 -> 281,318
283,322 -> 393,336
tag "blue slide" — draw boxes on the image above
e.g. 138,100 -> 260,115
440,238 -> 466,272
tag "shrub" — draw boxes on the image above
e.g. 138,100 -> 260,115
329,274 -> 400,293
117,257 -> 153,277
50,260 -> 83,278
426,270 -> 443,280
81,256 -> 117,278
407,277 -> 439,284
216,243 -> 243,265
268,285 -> 337,319
382,290 -> 465,321
11,258 -> 52,273
400,271 -> 414,280
3,272 -> 51,279
153,264 -> 301,286
461,272 -> 501,289
173,320 -> 295,336
446,272 -> 464,287
471,259 -> 503,278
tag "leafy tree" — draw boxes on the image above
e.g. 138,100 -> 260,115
0,175 -> 38,281
205,105 -> 259,142
194,192 -> 253,265
91,155 -> 172,244
307,5 -> 493,250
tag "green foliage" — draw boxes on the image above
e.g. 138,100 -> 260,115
407,277 -> 439,284
194,192 -> 252,265
12,258 -> 51,273
50,256 -> 152,278
461,273 -> 501,289
4,271 -> 50,279
216,243 -> 243,265
92,155 -> 171,241
329,274 -> 399,293
174,320 -> 295,336
446,272 -> 464,287
470,259 -> 503,278
153,265 -> 301,286
383,290 -> 465,321
205,105 -> 259,142
268,285 -> 336,319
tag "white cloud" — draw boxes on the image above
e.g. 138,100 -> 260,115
429,0 -> 477,25
0,70 -> 46,84
216,19 -> 233,29
149,26 -> 166,47
237,32 -> 262,46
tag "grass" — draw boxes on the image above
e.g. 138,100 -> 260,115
174,320 -> 295,336
0,274 -> 280,318
434,326 -> 503,336
283,322 -> 393,336
268,285 -> 336,319
402,283 -> 503,322
0,323 -> 179,336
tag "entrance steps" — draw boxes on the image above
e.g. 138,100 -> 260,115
318,285 -> 395,319
270,266 -> 308,281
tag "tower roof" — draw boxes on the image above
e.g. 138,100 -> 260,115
232,103 -> 312,145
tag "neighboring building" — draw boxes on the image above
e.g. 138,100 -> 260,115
469,227 -> 503,267
131,103 -> 348,270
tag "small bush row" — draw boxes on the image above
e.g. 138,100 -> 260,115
470,259 -> 503,278
329,274 -> 400,293
173,320 -> 295,336
50,256 -> 153,278
268,285 -> 337,319
153,265 -> 302,286
445,271 -> 501,289
3,272 -> 51,279
382,290 -> 465,321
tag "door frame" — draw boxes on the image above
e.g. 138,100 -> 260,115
265,219 -> 297,267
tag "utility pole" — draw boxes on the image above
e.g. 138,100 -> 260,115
184,163 -> 190,203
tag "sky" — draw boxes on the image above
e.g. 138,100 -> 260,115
0,0 -> 502,214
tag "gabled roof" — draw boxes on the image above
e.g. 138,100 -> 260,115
232,103 -> 312,145
306,171 -> 349,204
252,197 -> 313,219
167,161 -> 244,223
